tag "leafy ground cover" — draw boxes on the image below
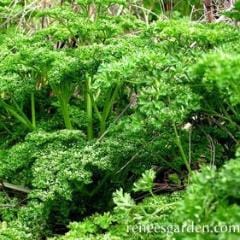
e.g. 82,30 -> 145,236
0,1 -> 240,239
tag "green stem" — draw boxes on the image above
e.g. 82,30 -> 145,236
102,84 -> 120,120
86,77 -> 93,140
89,90 -> 102,123
100,84 -> 120,136
60,98 -> 72,130
99,119 -> 106,136
0,100 -> 33,130
31,93 -> 36,129
173,123 -> 192,174
51,83 -> 73,130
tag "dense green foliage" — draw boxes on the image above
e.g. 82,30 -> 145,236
56,150 -> 240,240
0,0 -> 240,239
